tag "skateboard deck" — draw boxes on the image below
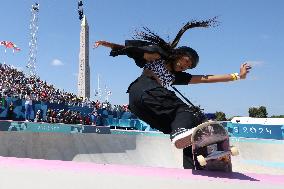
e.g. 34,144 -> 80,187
191,121 -> 238,172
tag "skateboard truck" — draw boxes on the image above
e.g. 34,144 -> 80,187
197,146 -> 239,166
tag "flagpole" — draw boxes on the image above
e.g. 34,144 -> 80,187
97,74 -> 101,100
105,85 -> 108,102
3,48 -> 6,64
97,74 -> 99,94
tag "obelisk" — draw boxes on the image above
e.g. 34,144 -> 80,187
78,15 -> 90,99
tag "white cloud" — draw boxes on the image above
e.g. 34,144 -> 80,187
51,59 -> 64,66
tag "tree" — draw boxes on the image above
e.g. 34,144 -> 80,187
270,115 -> 284,118
258,106 -> 268,118
249,107 -> 258,117
249,106 -> 268,118
215,111 -> 227,121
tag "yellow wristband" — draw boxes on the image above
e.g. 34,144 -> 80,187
231,73 -> 237,80
231,73 -> 240,81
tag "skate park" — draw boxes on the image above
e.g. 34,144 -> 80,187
0,120 -> 283,188
1,0 -> 284,188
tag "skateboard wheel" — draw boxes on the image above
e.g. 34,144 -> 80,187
197,155 -> 207,166
230,146 -> 239,156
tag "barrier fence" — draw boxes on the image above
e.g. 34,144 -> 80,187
0,120 -> 284,140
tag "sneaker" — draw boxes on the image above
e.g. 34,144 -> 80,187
170,128 -> 194,149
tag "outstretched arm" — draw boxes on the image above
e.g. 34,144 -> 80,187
94,41 -> 125,50
94,40 -> 161,62
189,63 -> 252,84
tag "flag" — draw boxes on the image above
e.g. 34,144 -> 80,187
0,41 -> 21,51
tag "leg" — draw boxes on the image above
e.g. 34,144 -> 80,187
183,146 -> 195,169
129,76 -> 199,138
170,110 -> 197,132
170,110 -> 198,149
133,106 -> 196,169
127,76 -> 198,169
128,76 -> 173,134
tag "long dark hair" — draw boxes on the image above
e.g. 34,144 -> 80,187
133,16 -> 219,67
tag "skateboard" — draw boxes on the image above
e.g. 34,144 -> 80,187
191,121 -> 239,172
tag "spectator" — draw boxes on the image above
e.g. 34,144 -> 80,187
24,94 -> 33,121
90,111 -> 98,126
46,108 -> 52,123
95,112 -> 103,126
7,101 -> 14,120
51,109 -> 57,123
34,110 -> 42,122
84,114 -> 91,125
0,96 -> 5,110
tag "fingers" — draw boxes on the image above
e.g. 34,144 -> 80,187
93,40 -> 106,48
93,41 -> 100,48
241,62 -> 252,70
246,65 -> 252,72
239,62 -> 252,79
242,63 -> 249,68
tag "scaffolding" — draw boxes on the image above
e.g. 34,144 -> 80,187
27,2 -> 39,77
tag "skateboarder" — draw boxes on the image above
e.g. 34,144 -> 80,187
94,17 -> 252,169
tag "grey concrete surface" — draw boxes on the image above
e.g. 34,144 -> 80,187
0,131 -> 182,168
0,131 -> 284,174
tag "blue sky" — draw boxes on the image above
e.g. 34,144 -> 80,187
0,0 -> 283,117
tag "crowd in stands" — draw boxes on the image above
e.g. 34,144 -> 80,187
0,63 -> 92,106
0,64 -> 133,125
6,97 -> 132,126
1,63 -> 133,126
34,108 -> 94,125
31,103 -> 131,126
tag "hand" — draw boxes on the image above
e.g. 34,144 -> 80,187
94,41 -> 124,50
93,41 -> 108,48
239,63 -> 252,79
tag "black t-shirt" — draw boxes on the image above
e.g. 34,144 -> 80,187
173,71 -> 192,85
110,41 -> 192,85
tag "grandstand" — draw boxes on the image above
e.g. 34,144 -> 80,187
0,63 -> 154,130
